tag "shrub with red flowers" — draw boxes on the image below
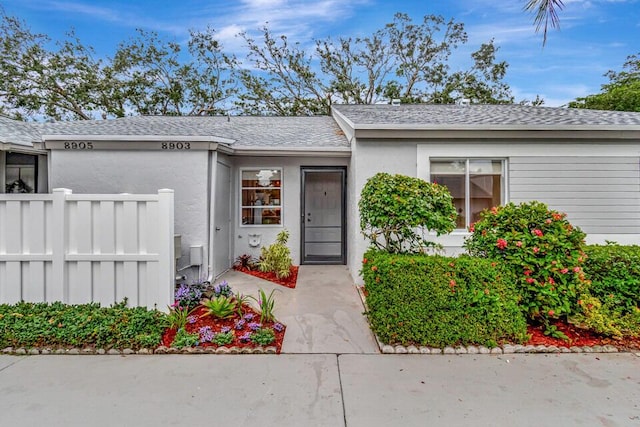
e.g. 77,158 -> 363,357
464,201 -> 588,327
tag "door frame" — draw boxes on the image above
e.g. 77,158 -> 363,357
213,161 -> 232,278
300,166 -> 347,265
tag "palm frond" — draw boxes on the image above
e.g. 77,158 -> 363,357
525,0 -> 565,45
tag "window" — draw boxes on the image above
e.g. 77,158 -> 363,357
5,153 -> 37,193
430,159 -> 504,229
241,168 -> 282,225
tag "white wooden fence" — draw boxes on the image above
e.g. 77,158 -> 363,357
0,188 -> 175,310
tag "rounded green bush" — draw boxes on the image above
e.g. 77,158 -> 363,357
359,173 -> 457,254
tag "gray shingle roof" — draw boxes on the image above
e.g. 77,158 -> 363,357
39,115 -> 349,150
332,104 -> 640,129
0,117 -> 41,146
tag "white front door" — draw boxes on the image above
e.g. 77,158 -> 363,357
214,162 -> 231,277
301,168 -> 345,264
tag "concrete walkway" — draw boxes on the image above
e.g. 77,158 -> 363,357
220,265 -> 379,354
1,353 -> 639,426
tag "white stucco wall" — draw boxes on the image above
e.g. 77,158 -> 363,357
348,140 -> 419,283
49,149 -> 210,281
230,155 -> 349,266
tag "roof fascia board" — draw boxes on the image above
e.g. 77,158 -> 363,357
354,123 -> 640,131
41,134 -> 236,144
354,129 -> 640,140
0,143 -> 47,154
231,148 -> 351,157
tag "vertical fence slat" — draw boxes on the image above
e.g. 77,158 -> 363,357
122,262 -> 138,306
4,262 -> 21,303
123,201 -> 138,253
24,261 -> 45,301
0,201 -> 6,253
145,262 -> 159,310
137,202 -> 147,254
27,200 -> 46,254
3,201 -> 23,302
69,261 -> 92,304
97,261 -> 115,305
0,262 -> 5,302
99,201 -> 116,254
138,262 -> 147,307
157,190 -> 175,311
75,201 -> 93,254
50,188 -> 71,302
5,201 -> 22,254
24,200 -> 46,301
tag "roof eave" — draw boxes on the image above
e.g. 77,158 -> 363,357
40,134 -> 236,144
353,128 -> 640,140
229,146 -> 352,157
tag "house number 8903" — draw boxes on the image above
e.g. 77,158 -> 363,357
64,142 -> 93,149
161,142 -> 191,150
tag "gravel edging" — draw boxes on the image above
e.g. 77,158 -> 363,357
1,346 -> 278,356
354,285 -> 631,356
378,343 -> 621,355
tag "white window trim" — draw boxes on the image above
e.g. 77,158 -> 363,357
239,167 -> 284,228
428,157 -> 508,230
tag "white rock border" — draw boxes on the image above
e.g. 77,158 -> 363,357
1,345 -> 278,355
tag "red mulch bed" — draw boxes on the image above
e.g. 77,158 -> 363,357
526,320 -> 640,351
233,266 -> 298,289
161,304 -> 285,353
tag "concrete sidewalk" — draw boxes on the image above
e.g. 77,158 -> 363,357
220,265 -> 379,354
1,353 -> 639,426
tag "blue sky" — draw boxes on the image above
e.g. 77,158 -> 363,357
1,0 -> 639,106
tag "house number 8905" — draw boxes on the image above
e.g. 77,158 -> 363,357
64,142 -> 93,149
161,142 -> 191,150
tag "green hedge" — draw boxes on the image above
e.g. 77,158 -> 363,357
583,244 -> 640,314
362,250 -> 528,347
0,300 -> 167,349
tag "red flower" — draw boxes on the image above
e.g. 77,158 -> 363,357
532,229 -> 543,237
525,278 -> 535,284
469,222 -> 476,232
573,266 -> 581,273
548,310 -> 555,316
533,247 -> 540,254
496,238 -> 508,250
490,207 -> 499,215
363,258 -> 368,264
548,277 -> 555,284
371,266 -> 378,272
449,280 -> 456,288
560,268 -> 569,274
515,241 -> 523,247
545,219 -> 552,224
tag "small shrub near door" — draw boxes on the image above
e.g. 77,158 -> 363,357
362,250 -> 528,348
259,229 -> 293,279
359,173 -> 457,254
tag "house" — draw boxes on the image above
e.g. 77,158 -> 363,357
2,104 -> 640,285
